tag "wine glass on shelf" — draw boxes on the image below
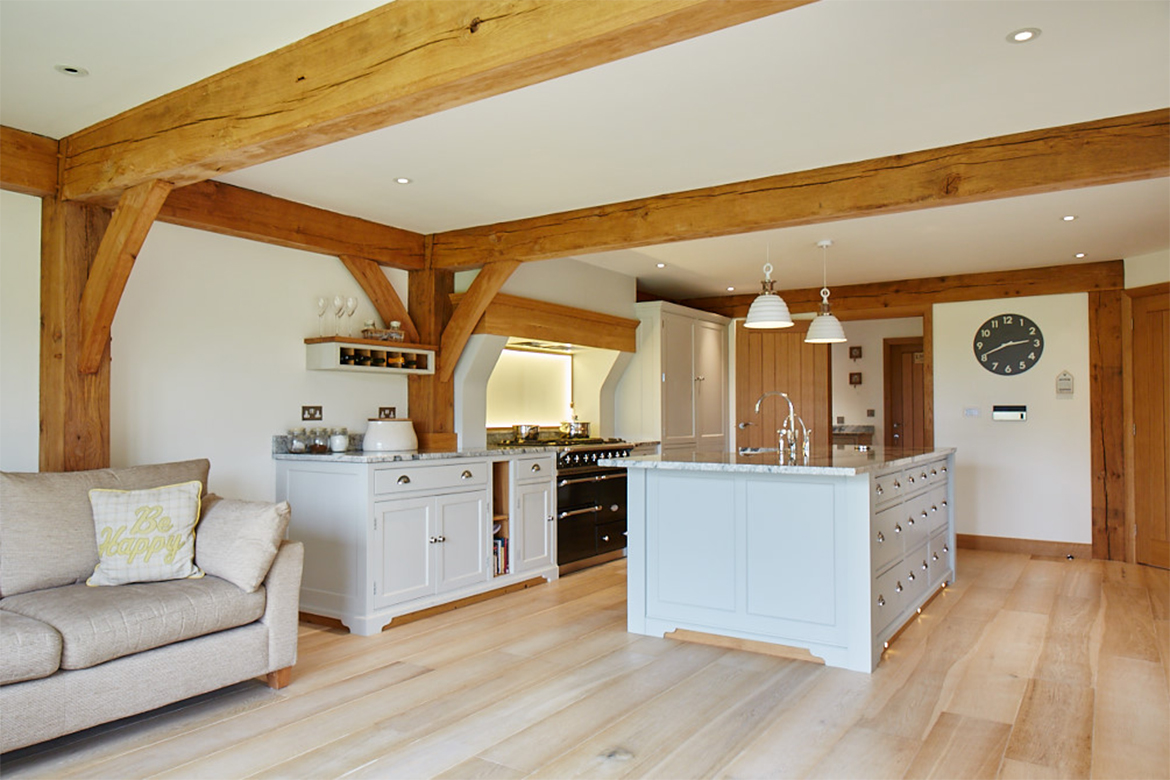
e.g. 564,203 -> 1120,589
332,295 -> 344,337
316,297 -> 328,337
345,297 -> 358,337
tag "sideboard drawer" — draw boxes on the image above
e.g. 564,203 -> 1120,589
374,462 -> 488,495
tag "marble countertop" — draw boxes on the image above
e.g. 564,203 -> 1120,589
601,446 -> 955,476
273,445 -> 553,464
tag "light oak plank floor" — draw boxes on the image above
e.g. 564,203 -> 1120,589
3,550 -> 1167,780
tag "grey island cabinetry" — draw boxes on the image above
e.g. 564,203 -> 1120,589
610,447 -> 955,672
275,449 -> 557,635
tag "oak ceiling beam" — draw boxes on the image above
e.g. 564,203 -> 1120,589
58,0 -> 804,203
449,291 -> 639,352
438,260 -> 519,382
683,259 -> 1125,319
160,180 -> 425,269
1,126 -> 58,197
338,254 -> 420,340
78,180 -> 173,374
430,109 -> 1170,269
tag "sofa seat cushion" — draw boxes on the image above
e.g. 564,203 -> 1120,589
0,577 -> 264,671
0,611 -> 62,684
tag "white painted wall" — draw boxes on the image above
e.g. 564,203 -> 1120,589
456,256 -> 637,320
111,223 -> 410,500
485,349 -> 572,427
0,191 -> 41,472
1125,249 -> 1169,288
830,317 -> 922,444
933,294 -> 1091,544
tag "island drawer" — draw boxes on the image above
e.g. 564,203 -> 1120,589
928,531 -> 951,587
373,461 -> 488,495
901,493 -> 931,554
872,564 -> 904,633
902,542 -> 930,606
872,468 -> 905,510
925,486 -> 949,535
872,503 -> 904,574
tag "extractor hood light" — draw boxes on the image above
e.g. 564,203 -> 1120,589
743,248 -> 794,329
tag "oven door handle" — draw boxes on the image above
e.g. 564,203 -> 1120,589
558,476 -> 597,487
558,505 -> 602,520
593,473 -> 626,482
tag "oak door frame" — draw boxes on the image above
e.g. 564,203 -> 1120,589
882,336 -> 927,449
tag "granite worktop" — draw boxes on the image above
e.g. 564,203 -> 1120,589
272,443 -> 551,464
601,446 -> 954,476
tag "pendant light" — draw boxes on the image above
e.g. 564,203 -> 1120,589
805,239 -> 847,344
743,247 -> 793,329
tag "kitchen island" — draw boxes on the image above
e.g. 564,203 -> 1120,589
607,446 -> 955,672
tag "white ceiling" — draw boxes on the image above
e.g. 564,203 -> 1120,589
2,0 -> 1167,299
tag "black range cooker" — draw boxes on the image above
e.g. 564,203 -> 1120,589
554,440 -> 633,570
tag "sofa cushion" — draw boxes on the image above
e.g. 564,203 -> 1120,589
0,611 -> 62,684
0,459 -> 211,598
196,496 -> 290,593
87,481 -> 205,586
0,577 -> 264,671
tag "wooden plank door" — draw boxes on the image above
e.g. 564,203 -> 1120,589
884,338 -> 926,449
734,323 -> 831,455
1134,291 -> 1169,569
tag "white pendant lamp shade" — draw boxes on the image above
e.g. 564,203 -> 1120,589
805,240 -> 847,344
743,262 -> 794,329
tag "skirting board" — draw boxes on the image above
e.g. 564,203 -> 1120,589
957,533 -> 1093,559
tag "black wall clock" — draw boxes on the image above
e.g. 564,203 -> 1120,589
973,313 -> 1043,375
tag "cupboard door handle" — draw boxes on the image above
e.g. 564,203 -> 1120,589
428,536 -> 438,544
397,475 -> 411,485
547,516 -> 554,522
601,535 -> 610,542
530,463 -> 541,472
461,470 -> 473,480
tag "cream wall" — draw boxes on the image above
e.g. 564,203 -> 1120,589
830,317 -> 922,444
1125,249 -> 1170,288
485,350 -> 572,427
0,191 -> 41,472
457,257 -> 637,321
110,223 -> 410,500
933,294 -> 1092,544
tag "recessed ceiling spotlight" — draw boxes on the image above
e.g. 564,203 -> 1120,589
54,64 -> 89,77
395,177 -> 411,185
1007,27 -> 1041,44
1075,252 -> 1086,259
1062,215 -> 1076,222
656,263 -> 666,269
727,286 -> 735,292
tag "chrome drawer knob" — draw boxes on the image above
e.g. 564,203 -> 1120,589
921,560 -> 929,570
894,524 -> 902,534
943,545 -> 950,553
876,532 -> 885,543
895,581 -> 903,593
932,553 -> 939,561
920,472 -> 928,480
397,475 -> 411,485
908,475 -> 915,483
908,572 -> 916,581
876,485 -> 884,495
877,595 -> 886,607
931,469 -> 938,476
920,510 -> 929,519
894,480 -> 901,488
931,505 -> 938,513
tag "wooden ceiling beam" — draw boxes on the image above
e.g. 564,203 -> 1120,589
58,0 -> 804,203
78,180 -> 173,374
160,180 -> 425,269
338,254 -> 420,341
683,260 -> 1125,319
1,126 -> 58,197
430,109 -> 1169,269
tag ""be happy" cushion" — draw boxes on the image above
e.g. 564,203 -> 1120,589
86,481 -> 205,586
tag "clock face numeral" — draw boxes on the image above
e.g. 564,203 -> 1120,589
972,314 -> 1043,375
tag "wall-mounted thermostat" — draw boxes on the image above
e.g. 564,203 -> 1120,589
992,405 -> 1027,421
1056,370 -> 1074,397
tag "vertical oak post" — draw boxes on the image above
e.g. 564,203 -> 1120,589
407,254 -> 457,451
1089,289 -> 1126,560
40,197 -> 113,471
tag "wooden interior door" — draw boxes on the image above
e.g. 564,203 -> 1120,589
884,338 -> 926,449
735,323 -> 831,455
1134,291 -> 1169,569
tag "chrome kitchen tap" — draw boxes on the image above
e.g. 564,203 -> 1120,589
752,391 -> 811,464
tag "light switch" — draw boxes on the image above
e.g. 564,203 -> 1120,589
963,407 -> 980,418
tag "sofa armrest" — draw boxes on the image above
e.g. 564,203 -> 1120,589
260,540 -> 304,673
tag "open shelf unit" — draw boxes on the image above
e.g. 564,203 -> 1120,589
491,461 -> 511,576
305,337 -> 436,375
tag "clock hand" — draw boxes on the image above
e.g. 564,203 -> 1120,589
983,339 -> 1030,356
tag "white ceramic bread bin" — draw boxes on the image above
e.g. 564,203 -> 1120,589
363,418 -> 418,452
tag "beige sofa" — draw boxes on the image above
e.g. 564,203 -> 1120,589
0,459 -> 304,753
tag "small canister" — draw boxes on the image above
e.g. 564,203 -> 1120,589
329,427 -> 349,453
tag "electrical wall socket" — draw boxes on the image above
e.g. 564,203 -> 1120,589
378,407 -> 397,419
302,406 -> 323,421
